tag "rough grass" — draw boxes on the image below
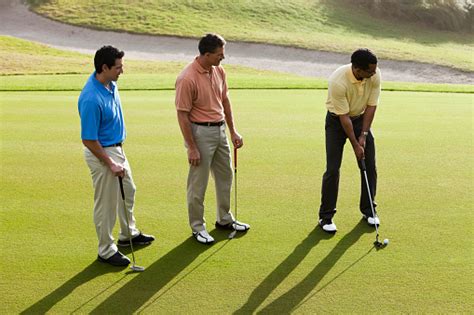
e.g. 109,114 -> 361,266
1,90 -> 472,313
1,36 -> 472,93
26,0 -> 474,71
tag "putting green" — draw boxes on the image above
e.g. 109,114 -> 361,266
0,89 -> 472,313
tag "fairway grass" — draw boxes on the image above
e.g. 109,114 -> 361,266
1,90 -> 472,313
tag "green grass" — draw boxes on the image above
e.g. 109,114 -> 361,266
1,89 -> 472,313
1,36 -> 473,93
27,0 -> 474,71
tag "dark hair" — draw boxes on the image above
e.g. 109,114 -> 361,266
351,48 -> 377,70
94,45 -> 124,73
198,33 -> 226,55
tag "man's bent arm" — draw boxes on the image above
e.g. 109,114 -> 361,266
82,140 -> 124,176
361,105 -> 376,133
339,115 -> 364,160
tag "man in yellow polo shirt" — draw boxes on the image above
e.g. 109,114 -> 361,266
318,48 -> 381,233
175,33 -> 250,244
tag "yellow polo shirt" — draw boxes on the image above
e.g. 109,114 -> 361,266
326,64 -> 381,116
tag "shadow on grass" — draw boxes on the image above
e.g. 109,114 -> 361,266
21,261 -> 126,314
257,222 -> 373,314
233,228 -> 334,314
235,222 -> 372,314
90,231 -> 229,314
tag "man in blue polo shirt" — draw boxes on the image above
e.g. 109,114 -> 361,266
78,45 -> 154,267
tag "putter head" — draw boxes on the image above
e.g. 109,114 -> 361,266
228,230 -> 237,239
130,265 -> 145,272
373,241 -> 386,249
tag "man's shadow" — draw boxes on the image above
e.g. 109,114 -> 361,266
235,222 -> 372,314
233,227 -> 334,314
90,230 -> 230,314
22,232 -> 225,314
21,261 -> 126,314
258,222 -> 373,314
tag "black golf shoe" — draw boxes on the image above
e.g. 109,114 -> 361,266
97,251 -> 130,266
117,232 -> 155,247
215,220 -> 250,232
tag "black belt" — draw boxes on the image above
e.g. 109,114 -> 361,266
193,121 -> 225,127
104,142 -> 122,148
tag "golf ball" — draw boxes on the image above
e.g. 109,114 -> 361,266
383,238 -> 389,245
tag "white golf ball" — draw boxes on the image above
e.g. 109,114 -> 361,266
383,238 -> 389,245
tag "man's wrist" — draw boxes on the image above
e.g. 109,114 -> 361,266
362,131 -> 369,137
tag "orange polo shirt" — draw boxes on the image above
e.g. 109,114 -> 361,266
175,57 -> 229,122
326,64 -> 381,117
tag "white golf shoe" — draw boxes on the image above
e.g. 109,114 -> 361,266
363,214 -> 380,226
215,220 -> 250,232
319,219 -> 337,233
193,229 -> 215,244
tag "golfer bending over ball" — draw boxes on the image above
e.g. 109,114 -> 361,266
78,46 -> 154,266
318,48 -> 382,233
175,33 -> 250,244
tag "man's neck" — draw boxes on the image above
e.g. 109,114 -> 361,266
95,73 -> 111,87
351,67 -> 362,81
197,56 -> 212,71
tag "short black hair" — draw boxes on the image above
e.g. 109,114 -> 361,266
94,45 -> 124,73
198,33 -> 226,55
351,48 -> 377,70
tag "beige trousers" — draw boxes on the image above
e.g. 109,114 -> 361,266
187,123 -> 234,232
84,146 -> 140,259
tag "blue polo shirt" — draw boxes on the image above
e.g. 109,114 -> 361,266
78,72 -> 126,147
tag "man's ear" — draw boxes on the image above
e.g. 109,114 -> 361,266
101,64 -> 109,72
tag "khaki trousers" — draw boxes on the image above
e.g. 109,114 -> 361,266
187,123 -> 234,232
84,146 -> 140,259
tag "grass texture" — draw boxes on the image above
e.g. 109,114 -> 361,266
1,36 -> 472,93
27,0 -> 474,72
1,89 -> 472,313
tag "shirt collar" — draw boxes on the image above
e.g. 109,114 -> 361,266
91,72 -> 116,95
193,57 -> 211,74
347,66 -> 366,85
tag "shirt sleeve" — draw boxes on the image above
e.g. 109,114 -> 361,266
175,77 -> 194,112
367,69 -> 381,106
329,81 -> 350,115
79,98 -> 101,141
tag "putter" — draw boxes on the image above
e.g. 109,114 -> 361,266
118,176 -> 145,271
228,147 -> 238,239
359,159 -> 385,248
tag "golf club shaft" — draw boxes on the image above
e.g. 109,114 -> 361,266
361,161 -> 379,241
363,170 -> 379,242
234,147 -> 237,220
118,176 -> 137,265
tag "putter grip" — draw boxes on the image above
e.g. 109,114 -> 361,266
359,159 -> 367,171
118,177 -> 125,199
234,147 -> 237,169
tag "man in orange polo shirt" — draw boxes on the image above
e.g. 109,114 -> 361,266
175,33 -> 250,244
318,48 -> 382,233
